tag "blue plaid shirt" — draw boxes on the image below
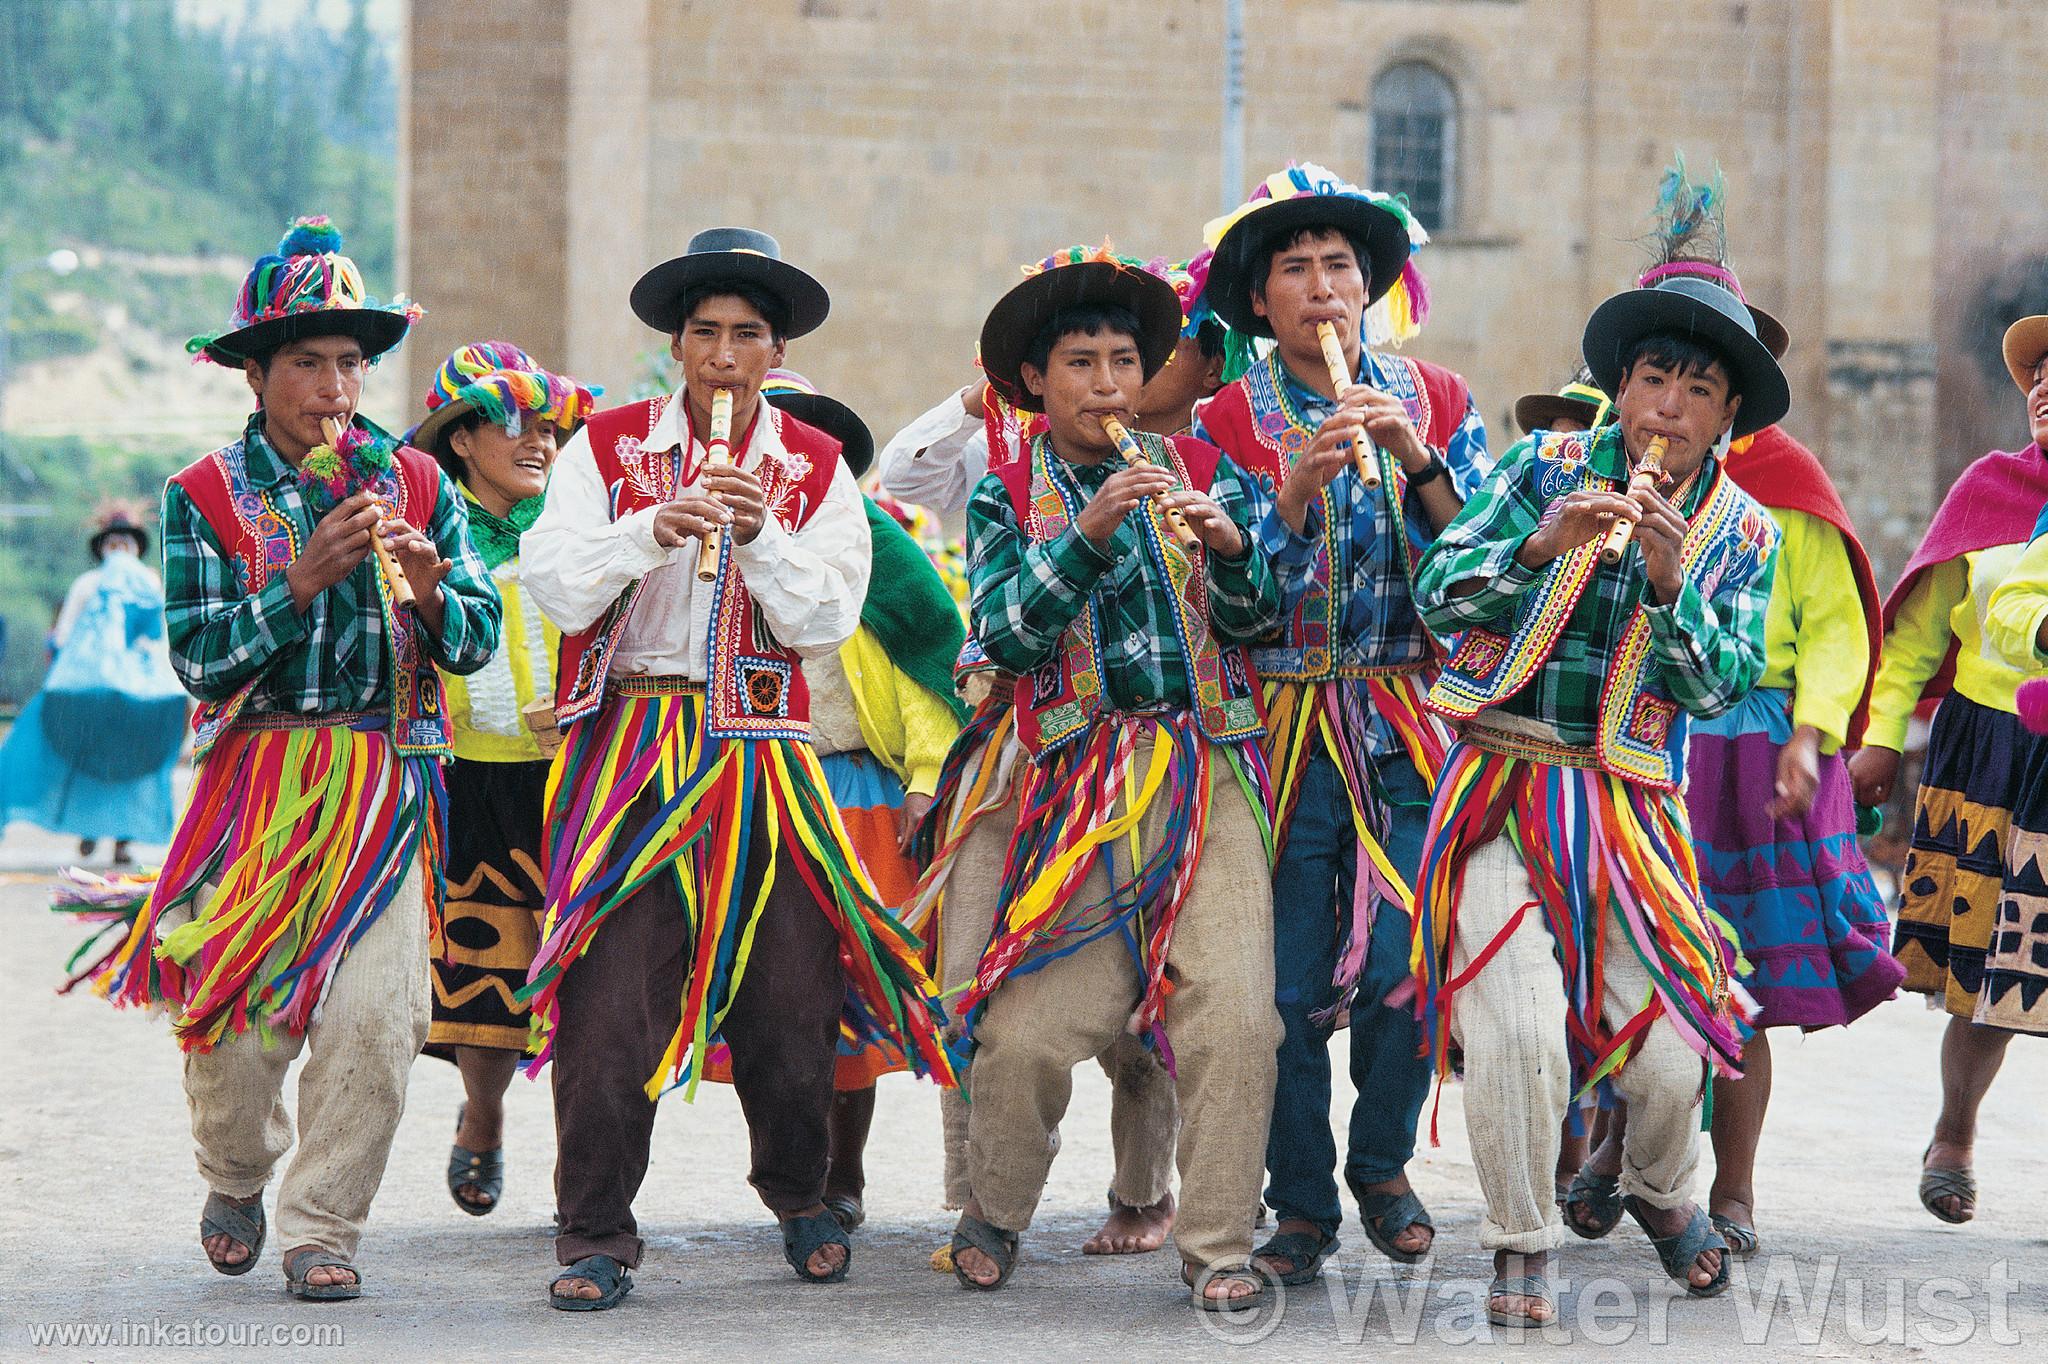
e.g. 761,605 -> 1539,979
1198,349 -> 1489,758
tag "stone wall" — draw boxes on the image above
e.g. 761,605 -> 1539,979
401,0 -> 2048,575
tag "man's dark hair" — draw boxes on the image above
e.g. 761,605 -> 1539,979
673,281 -> 790,342
1194,317 -> 1227,361
242,331 -> 369,376
1021,301 -> 1144,375
1621,331 -> 1739,399
1249,223 -> 1372,304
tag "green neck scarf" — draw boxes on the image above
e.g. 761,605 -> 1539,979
463,485 -> 544,570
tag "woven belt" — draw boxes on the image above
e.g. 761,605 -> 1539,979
236,709 -> 387,733
1460,720 -> 1600,769
609,675 -> 705,698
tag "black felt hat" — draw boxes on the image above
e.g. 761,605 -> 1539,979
629,227 -> 830,339
1582,277 -> 1790,438
977,258 -> 1182,414
760,370 -> 874,477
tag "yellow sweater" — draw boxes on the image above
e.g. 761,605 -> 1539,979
1984,530 -> 2048,672
442,560 -> 560,763
1755,508 -> 1869,754
1863,544 -> 2028,751
808,625 -> 962,797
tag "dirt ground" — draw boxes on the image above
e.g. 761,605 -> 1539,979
0,820 -> 2041,1362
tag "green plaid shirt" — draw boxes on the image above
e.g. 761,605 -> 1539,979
1415,425 -> 1775,744
967,437 -> 1280,711
161,413 -> 500,715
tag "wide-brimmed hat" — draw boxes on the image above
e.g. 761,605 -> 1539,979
1637,261 -> 1788,361
88,502 -> 149,560
1514,374 -> 1612,435
410,340 -> 602,474
977,245 -> 1183,414
1202,163 -> 1426,343
1582,276 -> 1790,438
760,369 -> 874,476
2002,315 -> 2048,393
629,227 -> 829,339
188,217 -> 422,367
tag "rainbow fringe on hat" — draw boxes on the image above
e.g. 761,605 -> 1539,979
1204,162 -> 1432,348
423,340 -> 601,435
188,216 -> 422,366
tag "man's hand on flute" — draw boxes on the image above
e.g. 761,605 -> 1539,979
1161,488 -> 1247,558
702,463 -> 767,545
1512,489 -> 1638,571
381,515 -> 453,636
1625,483 -> 1689,603
1075,465 -> 1175,546
285,491 -> 380,612
652,496 -> 732,550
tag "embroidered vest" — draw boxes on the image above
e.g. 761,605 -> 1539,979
1425,429 -> 1780,790
553,396 -> 842,741
993,431 -> 1264,757
170,431 -> 451,759
1198,350 -> 1472,680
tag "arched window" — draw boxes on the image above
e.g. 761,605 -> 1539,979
1370,61 -> 1457,232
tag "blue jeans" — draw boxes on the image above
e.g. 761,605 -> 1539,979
1263,747 -> 1432,1237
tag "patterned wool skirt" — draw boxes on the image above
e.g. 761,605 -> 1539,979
426,757 -> 550,1057
1895,691 -> 2048,1033
1984,729 -> 2048,1034
1686,688 -> 1903,1029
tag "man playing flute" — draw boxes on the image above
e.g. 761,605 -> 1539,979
520,228 -> 953,1310
1191,164 -> 1488,1282
890,247 -> 1228,1261
945,248 -> 1283,1310
1410,275 -> 1787,1325
100,216 -> 501,1301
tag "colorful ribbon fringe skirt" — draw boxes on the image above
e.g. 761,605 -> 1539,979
1412,738 -> 1750,1090
521,685 -> 955,1098
1262,671 -> 1447,1010
97,719 -> 443,1051
956,711 -> 1271,1068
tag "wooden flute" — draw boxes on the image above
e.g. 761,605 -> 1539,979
320,416 -> 415,608
1597,435 -> 1670,564
1100,414 -> 1203,552
1315,321 -> 1382,489
694,387 -> 736,583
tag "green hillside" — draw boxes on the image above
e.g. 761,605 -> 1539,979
0,0 -> 397,702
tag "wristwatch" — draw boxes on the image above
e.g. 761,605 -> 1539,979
1407,445 -> 1450,488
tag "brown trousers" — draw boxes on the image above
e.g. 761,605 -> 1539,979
551,794 -> 846,1268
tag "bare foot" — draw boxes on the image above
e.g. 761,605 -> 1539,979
1082,1191 -> 1174,1255
1923,1139 -> 1976,1222
284,1244 -> 358,1291
1491,1249 -> 1557,1324
1633,1201 -> 1724,1289
201,1192 -> 260,1269
1564,1140 -> 1623,1237
781,1204 -> 849,1279
1360,1173 -> 1435,1256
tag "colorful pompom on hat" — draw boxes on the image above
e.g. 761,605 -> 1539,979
759,368 -> 875,476
410,340 -> 602,468
1203,162 -> 1430,346
188,216 -> 422,367
977,242 -> 1184,413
